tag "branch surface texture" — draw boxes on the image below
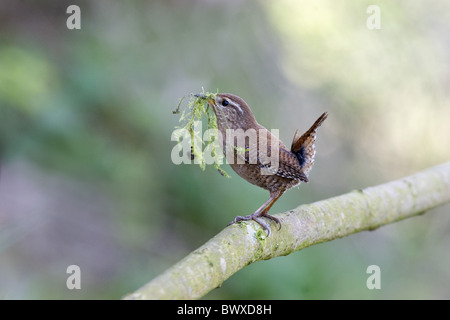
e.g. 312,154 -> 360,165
124,162 -> 450,300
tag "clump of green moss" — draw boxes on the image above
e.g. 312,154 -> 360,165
173,89 -> 230,177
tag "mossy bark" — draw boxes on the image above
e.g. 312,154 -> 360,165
124,162 -> 450,300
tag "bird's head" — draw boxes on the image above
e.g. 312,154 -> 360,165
196,93 -> 258,131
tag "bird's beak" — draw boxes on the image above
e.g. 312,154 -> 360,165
194,93 -> 215,106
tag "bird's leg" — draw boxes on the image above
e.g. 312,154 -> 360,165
228,190 -> 284,235
259,191 -> 283,228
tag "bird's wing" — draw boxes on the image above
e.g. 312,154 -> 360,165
258,147 -> 308,182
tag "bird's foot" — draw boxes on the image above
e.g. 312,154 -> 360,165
228,212 -> 281,236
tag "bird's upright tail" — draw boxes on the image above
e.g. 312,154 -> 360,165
290,112 -> 328,177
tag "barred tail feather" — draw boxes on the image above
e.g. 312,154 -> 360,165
290,112 -> 328,176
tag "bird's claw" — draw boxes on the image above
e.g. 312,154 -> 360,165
228,213 -> 282,236
261,213 -> 282,231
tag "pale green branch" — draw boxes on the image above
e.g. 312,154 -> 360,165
124,162 -> 450,300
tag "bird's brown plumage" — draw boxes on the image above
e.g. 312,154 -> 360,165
207,93 -> 327,235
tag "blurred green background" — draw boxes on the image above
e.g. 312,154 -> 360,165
1,0 -> 449,299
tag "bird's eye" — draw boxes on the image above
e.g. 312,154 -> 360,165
222,100 -> 229,107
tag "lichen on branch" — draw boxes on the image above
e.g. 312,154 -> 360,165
124,162 -> 450,300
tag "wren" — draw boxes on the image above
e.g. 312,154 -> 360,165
199,93 -> 327,235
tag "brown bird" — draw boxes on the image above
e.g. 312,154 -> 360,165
199,93 -> 327,235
